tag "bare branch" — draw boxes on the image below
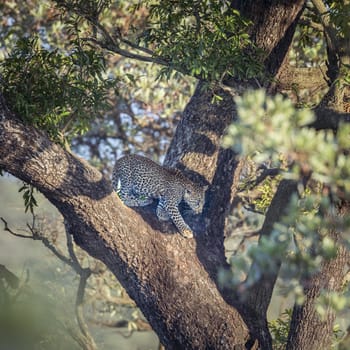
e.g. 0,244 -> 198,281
118,37 -> 156,56
1,217 -> 32,238
29,216 -> 75,267
2,214 -> 98,349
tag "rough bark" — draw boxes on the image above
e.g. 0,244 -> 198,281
232,0 -> 306,77
1,0 -> 306,345
164,83 -> 239,279
287,225 -> 350,350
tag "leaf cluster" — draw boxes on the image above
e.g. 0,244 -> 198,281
18,183 -> 38,214
223,89 -> 350,307
142,0 -> 263,81
251,176 -> 282,214
269,309 -> 292,350
0,36 -> 116,144
328,1 -> 350,39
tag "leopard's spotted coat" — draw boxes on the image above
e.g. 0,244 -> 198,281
112,154 -> 207,238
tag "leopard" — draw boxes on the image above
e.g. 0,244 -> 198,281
112,154 -> 207,238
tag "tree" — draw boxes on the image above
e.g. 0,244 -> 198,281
0,0 -> 349,349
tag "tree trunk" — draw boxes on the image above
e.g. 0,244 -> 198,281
164,1 -> 305,348
287,228 -> 350,350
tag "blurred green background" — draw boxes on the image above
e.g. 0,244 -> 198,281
0,175 -> 159,350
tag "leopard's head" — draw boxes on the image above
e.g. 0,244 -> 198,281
183,183 -> 208,214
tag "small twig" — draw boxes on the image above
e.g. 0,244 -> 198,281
1,217 -> 32,238
2,216 -> 74,269
60,110 -> 78,135
82,17 -> 170,66
243,204 -> 266,215
28,216 -> 75,267
119,37 -> 156,56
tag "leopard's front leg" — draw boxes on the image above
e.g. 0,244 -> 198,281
157,198 -> 193,238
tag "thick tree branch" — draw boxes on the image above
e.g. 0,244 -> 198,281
287,12 -> 350,343
0,96 -> 249,348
